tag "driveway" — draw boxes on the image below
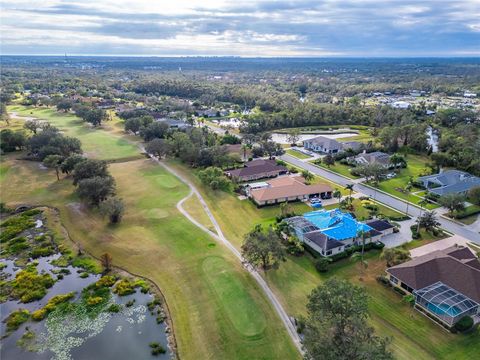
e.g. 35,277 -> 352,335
280,154 -> 480,244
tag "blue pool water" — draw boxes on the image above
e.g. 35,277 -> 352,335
426,302 -> 461,317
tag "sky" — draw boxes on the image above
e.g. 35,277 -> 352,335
1,0 -> 479,57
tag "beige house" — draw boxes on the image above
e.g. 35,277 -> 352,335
250,176 -> 332,206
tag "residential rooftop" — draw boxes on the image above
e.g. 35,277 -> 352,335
417,169 -> 480,196
387,246 -> 480,303
302,209 -> 374,241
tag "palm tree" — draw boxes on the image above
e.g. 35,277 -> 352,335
351,229 -> 369,276
333,189 -> 342,206
301,170 -> 314,184
404,177 -> 414,216
344,184 -> 354,205
417,198 -> 429,233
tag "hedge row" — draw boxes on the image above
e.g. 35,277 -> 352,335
329,241 -> 385,262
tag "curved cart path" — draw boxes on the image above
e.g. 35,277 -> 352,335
147,154 -> 303,354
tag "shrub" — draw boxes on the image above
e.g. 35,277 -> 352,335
32,308 -> 48,321
455,316 -> 474,332
376,275 -> 391,287
5,309 -> 30,332
108,304 -> 122,313
95,275 -> 117,288
296,316 -> 306,334
31,292 -> 75,321
113,278 -> 136,296
133,279 -> 150,293
393,287 -> 407,296
10,268 -> 55,303
410,224 -> 421,239
87,296 -> 104,306
21,209 -> 42,217
403,294 -> 415,306
0,216 -> 35,243
149,342 -> 166,356
30,246 -> 56,259
372,242 -> 385,250
315,257 -> 332,273
71,256 -> 101,274
388,215 -> 410,221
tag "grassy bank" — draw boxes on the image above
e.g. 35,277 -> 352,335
1,106 -> 300,360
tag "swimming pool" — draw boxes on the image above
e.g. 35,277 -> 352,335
426,302 -> 462,317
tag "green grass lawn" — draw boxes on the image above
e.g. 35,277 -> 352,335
203,256 -> 267,337
324,198 -> 406,221
183,194 -> 217,234
6,105 -> 141,161
336,129 -> 374,143
0,161 -> 11,182
401,229 -> 449,251
1,106 -> 301,359
170,161 -> 480,360
315,161 -> 360,179
374,154 -> 439,209
448,204 -> 480,225
286,165 -> 350,196
285,148 -> 312,160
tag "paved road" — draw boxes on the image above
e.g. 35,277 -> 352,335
280,154 -> 480,243
148,155 -> 304,354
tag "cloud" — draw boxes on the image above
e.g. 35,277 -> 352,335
0,0 -> 479,56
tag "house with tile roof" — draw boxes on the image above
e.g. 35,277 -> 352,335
354,151 -> 391,167
248,176 -> 332,206
417,170 -> 480,196
225,159 -> 287,182
386,246 -> 480,329
303,136 -> 344,154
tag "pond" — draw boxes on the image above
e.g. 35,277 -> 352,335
271,131 -> 358,144
0,210 -> 173,360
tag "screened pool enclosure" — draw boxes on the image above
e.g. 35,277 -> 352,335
414,282 -> 479,327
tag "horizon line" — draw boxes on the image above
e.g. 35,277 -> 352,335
2,54 -> 480,59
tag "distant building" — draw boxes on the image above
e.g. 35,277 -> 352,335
341,141 -> 363,151
464,92 -> 477,98
97,99 -> 115,109
391,101 -> 411,109
386,246 -> 480,329
156,118 -> 191,130
417,170 -> 480,196
303,136 -> 343,154
225,159 -> 287,182
354,151 -> 391,167
197,109 -> 218,117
